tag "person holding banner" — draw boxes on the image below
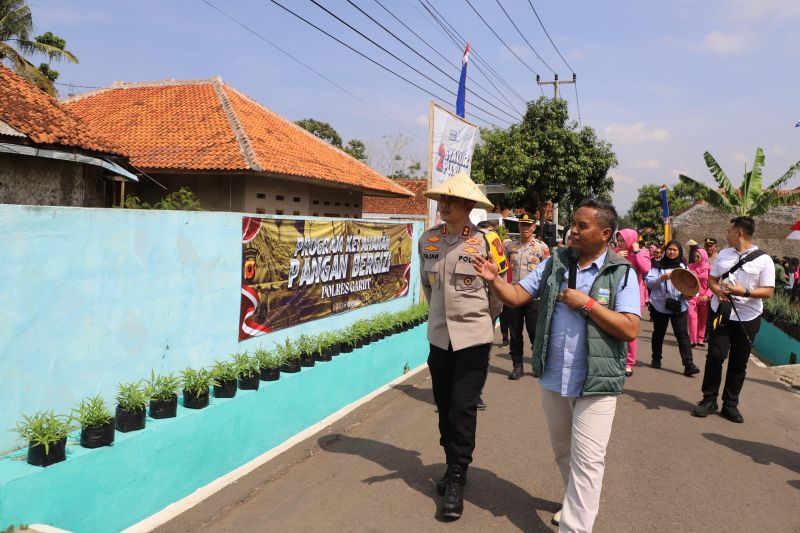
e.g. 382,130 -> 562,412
419,171 -> 507,520
472,198 -> 640,532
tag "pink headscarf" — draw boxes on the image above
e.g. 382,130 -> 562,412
689,248 -> 711,277
616,229 -> 638,252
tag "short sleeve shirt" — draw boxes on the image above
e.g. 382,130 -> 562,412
710,246 -> 775,321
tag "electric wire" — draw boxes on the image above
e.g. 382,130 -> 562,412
368,0 -> 522,119
526,0 -> 575,73
266,0 -> 503,128
343,0 -> 520,121
301,0 -> 512,125
493,0 -> 555,74
200,0 -> 425,141
420,0 -> 529,106
463,0 -> 540,77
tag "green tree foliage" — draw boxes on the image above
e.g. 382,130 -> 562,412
295,118 -> 369,164
0,1 -> 78,95
626,182 -> 701,234
679,148 -> 800,216
124,187 -> 202,211
343,139 -> 367,162
472,97 -> 617,222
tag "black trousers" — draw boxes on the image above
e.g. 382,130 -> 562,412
427,342 -> 491,467
651,308 -> 694,364
508,301 -> 538,366
701,314 -> 761,408
499,305 -> 510,338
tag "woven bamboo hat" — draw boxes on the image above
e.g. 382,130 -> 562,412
423,171 -> 494,210
671,268 -> 700,298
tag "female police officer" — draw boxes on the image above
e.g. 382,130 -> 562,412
419,171 -> 506,519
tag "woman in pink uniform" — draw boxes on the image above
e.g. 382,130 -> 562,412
687,248 -> 712,346
615,229 -> 651,376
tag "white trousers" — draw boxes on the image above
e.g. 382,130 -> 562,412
540,387 -> 618,533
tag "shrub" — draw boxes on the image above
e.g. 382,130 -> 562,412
13,411 -> 74,454
116,382 -> 148,411
71,395 -> 113,428
143,370 -> 180,401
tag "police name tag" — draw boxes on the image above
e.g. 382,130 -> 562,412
597,288 -> 611,306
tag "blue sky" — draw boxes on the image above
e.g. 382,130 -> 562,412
29,0 -> 800,212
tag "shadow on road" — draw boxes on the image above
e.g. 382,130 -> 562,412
624,388 -> 697,411
745,376 -> 793,393
392,384 -> 436,406
319,434 -> 559,528
703,433 -> 800,490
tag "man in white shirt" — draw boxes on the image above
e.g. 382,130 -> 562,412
692,217 -> 774,423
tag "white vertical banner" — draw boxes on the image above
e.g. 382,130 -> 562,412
426,102 -> 480,227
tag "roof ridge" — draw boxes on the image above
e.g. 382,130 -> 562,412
61,77 -> 224,104
212,79 -> 262,171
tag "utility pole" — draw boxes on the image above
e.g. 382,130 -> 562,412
535,73 -> 577,233
536,73 -> 576,100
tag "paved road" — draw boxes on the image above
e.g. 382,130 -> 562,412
157,317 -> 800,532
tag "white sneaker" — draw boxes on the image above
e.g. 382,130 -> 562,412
551,509 -> 562,526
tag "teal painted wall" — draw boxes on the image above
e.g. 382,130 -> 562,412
753,319 -> 800,366
0,204 -> 422,453
0,325 -> 430,532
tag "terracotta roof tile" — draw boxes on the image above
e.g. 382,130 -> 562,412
0,65 -> 124,155
363,179 -> 427,215
63,78 -> 412,197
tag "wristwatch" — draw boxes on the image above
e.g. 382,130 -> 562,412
744,288 -> 751,298
579,297 -> 596,318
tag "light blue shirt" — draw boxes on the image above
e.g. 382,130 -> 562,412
519,250 -> 641,397
645,264 -> 689,314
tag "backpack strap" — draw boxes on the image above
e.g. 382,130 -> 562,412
720,250 -> 766,280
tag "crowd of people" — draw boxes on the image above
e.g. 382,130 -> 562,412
416,171 -> 784,532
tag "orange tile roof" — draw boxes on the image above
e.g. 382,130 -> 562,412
0,65 -> 124,155
63,77 -> 412,198
363,179 -> 428,215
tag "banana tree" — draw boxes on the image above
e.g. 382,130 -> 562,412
679,148 -> 800,216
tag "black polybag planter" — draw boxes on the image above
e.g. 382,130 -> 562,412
80,420 -> 115,448
300,353 -> 315,367
115,406 -> 145,432
340,343 -> 354,354
239,374 -> 260,390
329,342 -> 342,357
149,396 -> 178,419
315,349 -> 332,362
27,437 -> 67,467
260,366 -> 280,381
214,379 -> 238,398
281,359 -> 301,373
183,388 -> 210,409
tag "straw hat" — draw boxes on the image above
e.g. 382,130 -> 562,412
685,238 -> 698,247
423,171 -> 494,210
671,268 -> 700,298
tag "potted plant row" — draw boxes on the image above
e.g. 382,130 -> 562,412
144,370 -> 180,419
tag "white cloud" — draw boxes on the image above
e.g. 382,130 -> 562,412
568,49 -> 585,61
722,0 -> 800,21
691,30 -> 756,55
609,172 -> 639,185
603,123 -> 671,144
771,145 -> 787,156
631,159 -> 660,170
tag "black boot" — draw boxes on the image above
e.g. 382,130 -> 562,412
683,361 -> 700,376
436,465 -> 453,496
508,363 -> 523,380
441,465 -> 467,519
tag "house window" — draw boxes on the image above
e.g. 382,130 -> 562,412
313,200 -> 320,205
345,202 -> 350,207
256,193 -> 266,199
335,202 -> 341,206
276,195 -> 284,201
353,203 -> 360,208
293,211 -> 300,216
256,208 -> 266,214
275,209 -> 284,215
313,212 -> 319,217
324,213 -> 339,217
323,201 -> 330,206
293,197 -> 301,203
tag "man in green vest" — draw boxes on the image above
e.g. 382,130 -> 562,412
473,198 -> 641,532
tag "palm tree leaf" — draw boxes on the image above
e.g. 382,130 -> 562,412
27,40 -> 79,63
678,173 -> 735,213
745,147 -> 765,210
703,151 -> 739,207
0,1 -> 33,41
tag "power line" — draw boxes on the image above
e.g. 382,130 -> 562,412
343,0 -> 520,121
54,82 -> 103,89
200,0 -> 425,141
368,0 -> 522,120
526,0 -> 574,73
301,0 -> 512,126
463,0 -> 540,77
493,0 -> 555,74
418,0 -> 528,110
